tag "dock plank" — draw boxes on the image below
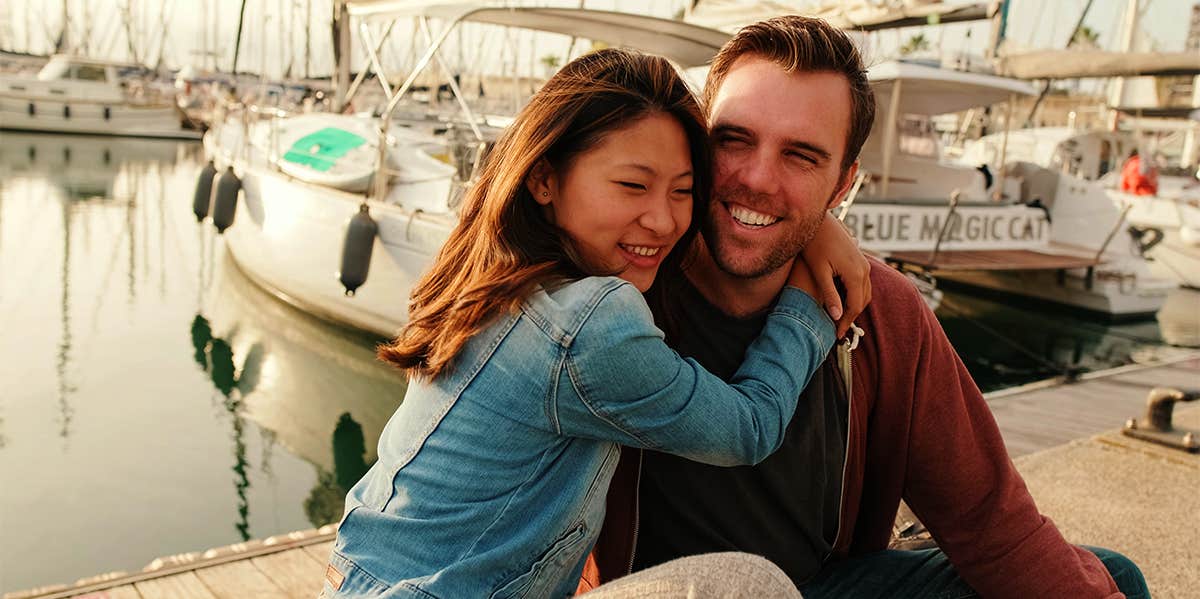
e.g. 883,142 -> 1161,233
77,586 -> 141,599
886,249 -> 1101,272
132,573 -> 218,599
193,561 -> 289,599
251,550 -> 326,597
302,542 -> 334,566
989,356 -> 1200,457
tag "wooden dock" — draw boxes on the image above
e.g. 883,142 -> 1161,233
7,353 -> 1199,599
4,528 -> 336,599
986,350 -> 1199,457
885,248 -> 1102,272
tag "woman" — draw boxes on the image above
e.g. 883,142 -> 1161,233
323,48 -> 867,598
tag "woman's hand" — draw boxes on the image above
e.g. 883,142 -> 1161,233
799,212 -> 871,338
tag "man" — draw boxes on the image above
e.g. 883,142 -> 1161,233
579,16 -> 1147,598
1121,149 -> 1159,196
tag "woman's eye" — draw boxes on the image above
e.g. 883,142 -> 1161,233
617,181 -> 646,191
673,188 -> 693,195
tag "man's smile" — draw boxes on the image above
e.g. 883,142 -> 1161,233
725,202 -> 781,228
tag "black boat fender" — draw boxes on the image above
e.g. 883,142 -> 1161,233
339,203 -> 378,296
212,167 -> 242,234
193,161 -> 218,222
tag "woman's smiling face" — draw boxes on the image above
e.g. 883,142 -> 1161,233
532,112 -> 695,292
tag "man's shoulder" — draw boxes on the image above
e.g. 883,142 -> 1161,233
865,256 -> 929,316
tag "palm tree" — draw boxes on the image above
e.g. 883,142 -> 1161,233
900,33 -> 931,56
1069,25 -> 1101,49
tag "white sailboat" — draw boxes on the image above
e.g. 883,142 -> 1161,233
0,54 -> 200,139
199,3 -> 730,338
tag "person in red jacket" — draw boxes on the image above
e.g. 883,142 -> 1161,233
578,15 -> 1147,599
1120,149 -> 1159,196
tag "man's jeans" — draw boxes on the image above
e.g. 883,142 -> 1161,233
799,546 -> 1149,599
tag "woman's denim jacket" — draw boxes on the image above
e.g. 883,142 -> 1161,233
324,276 -> 834,598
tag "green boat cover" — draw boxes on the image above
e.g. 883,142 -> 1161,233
282,127 -> 367,172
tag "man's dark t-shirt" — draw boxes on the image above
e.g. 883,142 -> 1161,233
633,280 -> 849,584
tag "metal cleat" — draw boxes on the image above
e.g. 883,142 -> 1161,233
1121,387 -> 1200,453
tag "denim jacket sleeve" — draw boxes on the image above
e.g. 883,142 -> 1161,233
558,282 -> 835,466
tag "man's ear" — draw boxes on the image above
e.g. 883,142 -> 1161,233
827,161 -> 860,211
525,158 -> 557,206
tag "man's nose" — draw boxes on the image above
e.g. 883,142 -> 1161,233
736,150 -> 781,195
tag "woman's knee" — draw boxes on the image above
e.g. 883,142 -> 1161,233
584,552 -> 801,598
702,552 -> 800,597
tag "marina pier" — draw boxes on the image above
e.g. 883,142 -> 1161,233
7,354 -> 1197,599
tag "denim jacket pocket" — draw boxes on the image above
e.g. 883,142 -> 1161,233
490,522 -> 589,599
321,548 -> 392,598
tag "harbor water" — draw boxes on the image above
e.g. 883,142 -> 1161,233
0,132 -> 1194,593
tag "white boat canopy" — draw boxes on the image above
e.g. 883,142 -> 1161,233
344,2 -> 731,68
995,50 -> 1200,80
869,60 -> 1036,116
685,0 -> 992,33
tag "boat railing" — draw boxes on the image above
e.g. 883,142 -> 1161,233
217,97 -> 476,211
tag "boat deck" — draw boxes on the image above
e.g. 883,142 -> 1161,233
7,354 -> 1199,599
886,248 -> 1103,272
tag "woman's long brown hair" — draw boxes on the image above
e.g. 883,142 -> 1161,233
378,48 -> 712,379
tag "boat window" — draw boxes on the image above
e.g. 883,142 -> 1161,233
72,65 -> 108,82
1098,140 -> 1112,178
36,60 -> 70,81
897,115 -> 937,157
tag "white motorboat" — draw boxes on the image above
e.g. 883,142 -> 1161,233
0,54 -> 200,139
962,128 -> 1200,290
846,61 -> 1174,318
199,3 -> 730,338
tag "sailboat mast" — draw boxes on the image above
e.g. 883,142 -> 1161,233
1025,0 -> 1096,126
1107,0 -> 1141,130
332,0 -> 351,112
121,1 -> 141,64
55,0 -> 69,53
305,0 -> 312,79
986,0 -> 1010,59
232,0 -> 248,75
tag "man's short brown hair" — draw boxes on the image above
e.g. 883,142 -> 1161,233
704,15 -> 875,172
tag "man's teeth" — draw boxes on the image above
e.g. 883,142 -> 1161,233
621,244 -> 661,257
728,205 -> 780,227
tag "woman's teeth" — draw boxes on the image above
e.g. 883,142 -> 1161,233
728,204 -> 780,227
620,244 -> 661,257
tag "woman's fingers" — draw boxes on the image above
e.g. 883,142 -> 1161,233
839,258 -> 870,332
807,259 -> 844,330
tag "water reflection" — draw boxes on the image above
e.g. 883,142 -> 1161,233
305,412 -> 372,528
0,133 -> 189,445
199,248 -> 405,528
57,199 -> 75,439
936,290 -> 1171,391
189,313 -> 262,540
1157,288 -> 1200,348
2,130 -> 411,593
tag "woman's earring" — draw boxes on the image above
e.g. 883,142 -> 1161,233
541,191 -> 549,198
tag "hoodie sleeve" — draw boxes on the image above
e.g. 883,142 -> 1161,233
858,260 -> 1122,598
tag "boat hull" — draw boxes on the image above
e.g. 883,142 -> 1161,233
937,268 -> 1170,320
0,94 -> 200,139
1112,191 -> 1200,289
215,160 -> 454,338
